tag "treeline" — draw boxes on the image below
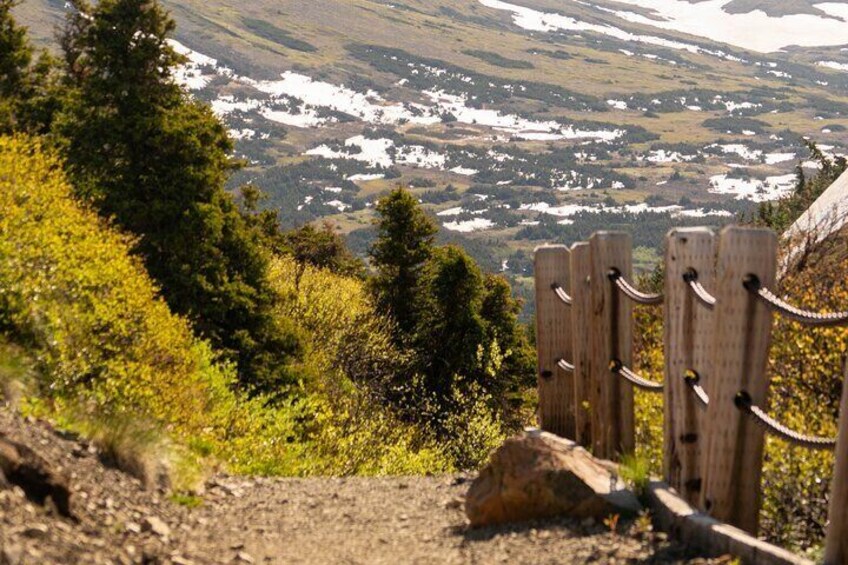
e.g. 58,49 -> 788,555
0,0 -> 534,475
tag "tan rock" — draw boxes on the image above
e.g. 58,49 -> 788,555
466,430 -> 642,527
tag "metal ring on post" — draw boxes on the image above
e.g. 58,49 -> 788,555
743,274 -> 848,327
608,268 -> 664,306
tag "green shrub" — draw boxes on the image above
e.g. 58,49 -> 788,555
0,136 -> 308,481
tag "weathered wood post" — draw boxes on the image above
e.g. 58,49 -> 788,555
663,228 -> 716,506
534,245 -> 575,438
570,242 -> 593,448
700,226 -> 776,534
588,232 -> 634,460
825,361 -> 848,565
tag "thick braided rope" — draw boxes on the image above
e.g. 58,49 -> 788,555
735,391 -> 836,451
608,269 -> 664,306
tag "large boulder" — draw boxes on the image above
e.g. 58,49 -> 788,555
466,429 -> 641,527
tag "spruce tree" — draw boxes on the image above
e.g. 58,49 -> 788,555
0,0 -> 59,134
414,245 -> 487,405
369,188 -> 437,340
56,0 -> 300,392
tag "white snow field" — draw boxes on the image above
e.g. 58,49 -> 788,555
478,0 -> 848,53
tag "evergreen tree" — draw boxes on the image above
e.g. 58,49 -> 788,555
414,245 -> 486,407
751,140 -> 847,232
369,188 -> 437,340
479,274 -> 536,422
0,0 -> 59,134
56,0 -> 300,391
283,223 -> 365,281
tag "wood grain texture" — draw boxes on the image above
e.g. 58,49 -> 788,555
570,242 -> 593,448
534,245 -> 575,438
588,232 -> 634,460
825,363 -> 848,565
700,226 -> 776,535
663,228 -> 716,507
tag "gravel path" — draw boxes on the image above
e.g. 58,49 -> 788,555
0,409 -> 723,564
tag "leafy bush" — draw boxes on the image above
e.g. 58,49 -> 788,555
0,136 -> 433,481
268,255 -> 451,475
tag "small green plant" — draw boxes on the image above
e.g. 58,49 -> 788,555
603,513 -> 621,532
169,493 -> 203,509
619,452 -> 651,495
0,342 -> 32,409
631,510 -> 653,538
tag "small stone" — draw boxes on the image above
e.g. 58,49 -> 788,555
235,551 -> 255,563
22,524 -> 48,539
581,517 -> 596,528
1,544 -> 23,565
141,516 -> 170,538
445,497 -> 463,510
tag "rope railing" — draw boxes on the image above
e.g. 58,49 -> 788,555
734,391 -> 837,451
608,268 -> 664,306
557,358 -> 575,373
683,269 -> 716,311
744,274 -> 848,327
609,359 -> 664,392
551,283 -> 572,306
683,369 -> 710,408
534,227 -> 848,551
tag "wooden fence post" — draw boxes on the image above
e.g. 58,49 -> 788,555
663,228 -> 716,507
588,232 -> 634,460
701,226 -> 776,535
825,361 -> 848,565
570,242 -> 593,448
534,245 -> 575,438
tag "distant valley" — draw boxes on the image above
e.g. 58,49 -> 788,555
16,0 -> 848,297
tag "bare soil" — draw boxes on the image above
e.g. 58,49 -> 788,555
0,408 -> 726,564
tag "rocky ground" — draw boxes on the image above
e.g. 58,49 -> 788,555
0,408 -> 728,564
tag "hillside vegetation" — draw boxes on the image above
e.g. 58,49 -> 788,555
0,0 -> 537,487
0,136 -> 460,481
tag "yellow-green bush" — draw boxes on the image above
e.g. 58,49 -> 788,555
0,136 -> 225,432
0,136 -> 470,480
0,136 -> 306,481
757,237 -> 848,551
268,256 -> 451,475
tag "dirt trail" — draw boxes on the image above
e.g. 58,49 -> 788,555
0,409 -> 722,564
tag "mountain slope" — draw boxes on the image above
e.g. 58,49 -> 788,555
13,0 -> 848,277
